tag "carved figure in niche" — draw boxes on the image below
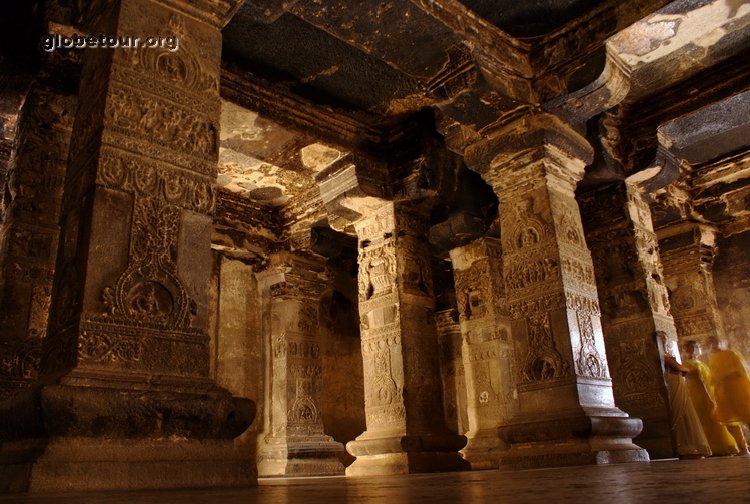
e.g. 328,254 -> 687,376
683,340 -> 739,456
576,314 -> 605,379
522,312 -> 568,383
358,245 -> 395,300
706,336 -> 750,455
125,281 -> 173,319
518,227 -> 540,249
656,331 -> 711,458
479,391 -> 490,404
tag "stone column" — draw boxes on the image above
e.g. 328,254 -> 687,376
0,0 -> 255,493
449,237 -> 516,469
435,309 -> 468,437
658,222 -> 725,346
0,86 -> 75,399
465,114 -> 647,468
346,201 -> 468,476
580,181 -> 676,459
255,252 -> 344,476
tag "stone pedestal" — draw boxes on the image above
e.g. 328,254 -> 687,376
256,252 -> 344,476
435,309 -> 468,437
0,86 -> 75,399
580,181 -> 676,459
465,114 -> 648,468
449,237 -> 516,469
345,201 -> 468,476
658,222 -> 725,347
0,0 -> 255,493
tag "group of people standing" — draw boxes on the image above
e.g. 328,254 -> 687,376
656,331 -> 750,459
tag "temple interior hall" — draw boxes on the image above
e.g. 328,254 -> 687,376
1,0 -> 750,499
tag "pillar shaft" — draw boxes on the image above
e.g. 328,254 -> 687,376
0,86 -> 75,399
449,237 -> 516,469
658,222 -> 724,346
0,0 -> 254,493
256,253 -> 344,476
346,201 -> 468,476
435,309 -> 468,437
581,181 -> 676,459
466,115 -> 647,468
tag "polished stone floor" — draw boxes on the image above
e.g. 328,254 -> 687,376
1,457 -> 746,503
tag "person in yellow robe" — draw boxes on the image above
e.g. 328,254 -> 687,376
707,336 -> 750,455
683,340 -> 739,456
656,331 -> 711,458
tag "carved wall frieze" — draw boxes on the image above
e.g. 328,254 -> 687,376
100,130 -> 215,178
77,320 -> 208,375
105,85 -> 218,163
98,150 -> 215,214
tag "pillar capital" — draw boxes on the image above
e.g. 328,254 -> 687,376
464,113 -> 593,195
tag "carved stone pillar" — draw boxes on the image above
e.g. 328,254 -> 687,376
435,309 -> 468,437
256,252 -> 344,476
465,114 -> 647,468
449,237 -> 516,469
346,201 -> 468,476
0,0 -> 255,493
658,222 -> 725,347
0,86 -> 75,399
580,181 -> 676,459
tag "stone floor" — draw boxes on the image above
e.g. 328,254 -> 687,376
1,457 -> 745,503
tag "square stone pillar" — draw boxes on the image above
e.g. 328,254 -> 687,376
449,237 -> 516,469
658,222 -> 725,348
465,114 -> 647,468
580,181 -> 677,459
345,201 -> 469,476
0,0 -> 255,493
435,309 -> 469,437
255,252 -> 344,476
0,86 -> 75,399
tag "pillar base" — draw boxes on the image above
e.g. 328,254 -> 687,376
461,430 -> 503,470
0,379 -> 256,493
0,436 -> 255,493
258,435 -> 345,477
345,433 -> 469,476
498,410 -> 649,469
634,415 -> 675,460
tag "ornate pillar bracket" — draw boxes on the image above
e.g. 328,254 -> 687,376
464,112 -> 648,469
1,0 -> 255,493
255,251 -> 344,477
657,221 -> 724,347
449,237 -> 515,469
580,180 -> 678,459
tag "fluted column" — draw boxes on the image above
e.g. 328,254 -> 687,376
449,237 -> 516,469
0,86 -> 75,399
256,252 -> 344,476
658,222 -> 725,346
345,201 -> 468,476
580,181 -> 677,459
465,113 -> 647,468
0,0 -> 254,493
